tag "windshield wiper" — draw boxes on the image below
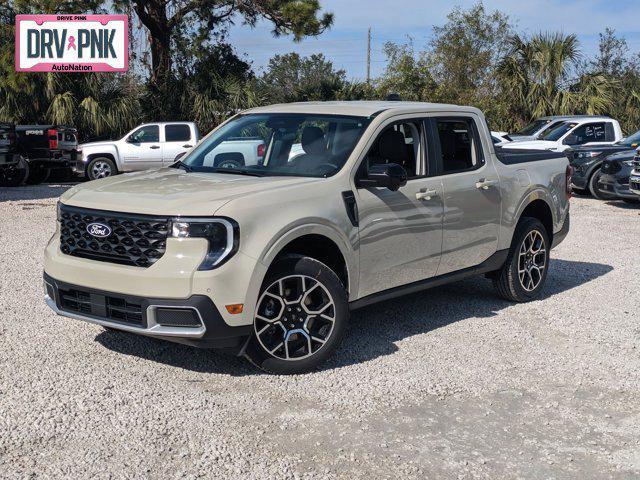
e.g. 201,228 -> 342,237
208,168 -> 264,177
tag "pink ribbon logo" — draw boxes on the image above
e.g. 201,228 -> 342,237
67,35 -> 76,51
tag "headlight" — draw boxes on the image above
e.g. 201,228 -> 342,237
577,151 -> 601,159
170,218 -> 238,270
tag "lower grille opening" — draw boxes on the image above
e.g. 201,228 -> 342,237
154,308 -> 202,328
58,287 -> 144,327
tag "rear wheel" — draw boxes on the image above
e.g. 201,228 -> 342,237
25,165 -> 50,185
492,217 -> 550,302
244,255 -> 349,374
87,157 -> 117,180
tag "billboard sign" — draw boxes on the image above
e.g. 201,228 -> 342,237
15,14 -> 128,72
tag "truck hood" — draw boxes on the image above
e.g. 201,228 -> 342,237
61,168 -> 321,216
504,140 -> 561,151
79,140 -> 118,149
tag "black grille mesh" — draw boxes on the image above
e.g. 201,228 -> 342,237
59,206 -> 169,268
58,286 -> 144,326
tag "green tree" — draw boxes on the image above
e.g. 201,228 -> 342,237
260,52 -> 346,103
376,41 -> 435,101
429,1 -> 512,120
116,0 -> 333,87
497,33 -> 615,131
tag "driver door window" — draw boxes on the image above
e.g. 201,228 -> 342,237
129,125 -> 159,143
361,121 -> 423,178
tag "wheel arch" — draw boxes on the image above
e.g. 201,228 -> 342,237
259,224 -> 357,298
518,198 -> 554,244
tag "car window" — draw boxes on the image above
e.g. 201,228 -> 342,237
362,120 -> 423,179
129,125 -> 159,143
182,114 -> 370,178
434,118 -> 484,174
517,119 -> 549,136
165,124 -> 191,142
541,122 -> 576,141
566,122 -> 607,145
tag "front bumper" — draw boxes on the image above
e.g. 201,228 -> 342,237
630,175 -> 640,195
598,173 -> 636,199
44,273 -> 252,352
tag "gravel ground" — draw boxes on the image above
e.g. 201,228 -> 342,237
1,183 -> 639,479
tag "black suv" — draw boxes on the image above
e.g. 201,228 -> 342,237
567,130 -> 640,198
597,150 -> 639,204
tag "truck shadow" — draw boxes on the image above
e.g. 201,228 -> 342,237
0,183 -> 77,202
94,258 -> 612,376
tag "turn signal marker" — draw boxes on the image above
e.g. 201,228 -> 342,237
225,304 -> 244,314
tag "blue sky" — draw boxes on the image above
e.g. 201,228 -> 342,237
226,0 -> 640,79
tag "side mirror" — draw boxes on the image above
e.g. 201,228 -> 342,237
358,163 -> 408,191
125,135 -> 134,143
564,134 -> 578,145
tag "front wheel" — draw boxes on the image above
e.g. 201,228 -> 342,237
87,157 -> 117,180
492,217 -> 550,302
244,255 -> 349,374
589,168 -> 614,200
0,156 -> 29,187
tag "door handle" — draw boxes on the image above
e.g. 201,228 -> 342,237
475,178 -> 497,190
150,145 -> 160,149
416,189 -> 438,201
182,144 -> 193,148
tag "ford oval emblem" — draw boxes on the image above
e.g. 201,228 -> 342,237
87,222 -> 112,238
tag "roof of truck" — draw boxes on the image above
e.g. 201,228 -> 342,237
245,101 -> 482,117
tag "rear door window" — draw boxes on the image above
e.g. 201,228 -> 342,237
433,118 -> 484,174
165,124 -> 192,142
569,122 -> 607,145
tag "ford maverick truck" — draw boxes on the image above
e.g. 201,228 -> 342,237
44,102 -> 571,374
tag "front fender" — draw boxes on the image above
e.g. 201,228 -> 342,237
82,144 -> 121,170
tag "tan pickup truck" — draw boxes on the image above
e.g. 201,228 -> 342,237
44,101 -> 571,374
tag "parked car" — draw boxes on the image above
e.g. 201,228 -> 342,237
0,124 -> 78,186
491,131 -> 512,144
567,129 -> 640,198
628,150 -> 640,197
596,150 -> 640,203
44,101 -> 570,374
508,115 -> 611,142
75,122 -> 200,180
505,118 -> 623,153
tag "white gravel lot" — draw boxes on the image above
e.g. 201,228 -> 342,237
1,183 -> 639,479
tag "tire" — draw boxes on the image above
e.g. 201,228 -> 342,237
492,217 -> 550,303
218,159 -> 243,169
244,255 -> 349,374
87,157 -> 117,180
25,166 -> 50,185
0,156 -> 29,187
589,168 -> 614,200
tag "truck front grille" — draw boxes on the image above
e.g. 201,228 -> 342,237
59,205 -> 169,268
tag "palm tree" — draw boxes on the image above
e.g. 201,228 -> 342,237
498,33 -> 616,130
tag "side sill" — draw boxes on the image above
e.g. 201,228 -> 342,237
349,249 -> 509,311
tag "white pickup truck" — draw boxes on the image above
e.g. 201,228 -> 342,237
75,122 -> 200,180
504,117 -> 623,152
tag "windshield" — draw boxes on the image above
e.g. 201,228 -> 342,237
620,130 -> 640,146
179,113 -> 371,178
541,122 -> 577,141
516,119 -> 550,136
